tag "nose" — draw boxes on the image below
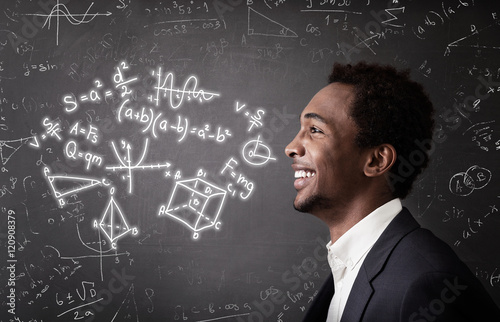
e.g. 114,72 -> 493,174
285,132 -> 304,158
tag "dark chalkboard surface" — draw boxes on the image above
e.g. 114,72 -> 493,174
1,0 -> 499,321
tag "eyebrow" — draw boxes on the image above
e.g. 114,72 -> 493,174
303,112 -> 327,124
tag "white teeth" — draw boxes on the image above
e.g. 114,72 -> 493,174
294,170 -> 315,178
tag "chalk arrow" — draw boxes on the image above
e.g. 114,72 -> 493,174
29,136 -> 40,148
235,101 -> 246,112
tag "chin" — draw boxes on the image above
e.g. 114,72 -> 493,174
293,202 -> 308,213
293,194 -> 325,214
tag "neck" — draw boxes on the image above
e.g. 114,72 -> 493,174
320,193 -> 395,244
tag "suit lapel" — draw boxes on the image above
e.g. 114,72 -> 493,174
339,267 -> 373,322
340,208 -> 420,322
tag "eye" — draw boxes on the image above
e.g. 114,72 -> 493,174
310,126 -> 323,134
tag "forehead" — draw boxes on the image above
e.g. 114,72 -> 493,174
301,82 -> 355,123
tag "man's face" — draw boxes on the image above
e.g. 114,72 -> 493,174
285,82 -> 367,215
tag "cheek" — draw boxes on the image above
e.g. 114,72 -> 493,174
315,157 -> 337,185
315,149 -> 336,171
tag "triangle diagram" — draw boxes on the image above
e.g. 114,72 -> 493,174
0,138 -> 30,165
248,7 -> 298,37
46,173 -> 102,199
447,22 -> 500,51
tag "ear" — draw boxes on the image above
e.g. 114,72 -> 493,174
363,144 -> 396,177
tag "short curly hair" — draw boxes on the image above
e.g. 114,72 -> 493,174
328,62 -> 435,199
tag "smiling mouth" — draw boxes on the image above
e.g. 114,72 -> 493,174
294,170 -> 316,179
293,170 -> 316,191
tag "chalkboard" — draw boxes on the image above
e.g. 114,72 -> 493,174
1,0 -> 499,321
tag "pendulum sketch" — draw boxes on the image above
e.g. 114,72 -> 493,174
241,135 -> 276,166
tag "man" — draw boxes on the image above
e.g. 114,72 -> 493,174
285,62 -> 500,321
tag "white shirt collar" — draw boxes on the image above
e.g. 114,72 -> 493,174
326,199 -> 402,273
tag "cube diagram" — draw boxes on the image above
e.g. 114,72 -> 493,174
159,177 -> 226,239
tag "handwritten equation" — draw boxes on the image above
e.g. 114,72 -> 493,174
25,60 -> 277,244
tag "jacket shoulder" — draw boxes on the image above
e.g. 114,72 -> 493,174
369,214 -> 500,321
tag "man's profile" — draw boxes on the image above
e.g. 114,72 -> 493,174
285,62 -> 500,321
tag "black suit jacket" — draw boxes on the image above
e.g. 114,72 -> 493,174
303,208 -> 500,321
